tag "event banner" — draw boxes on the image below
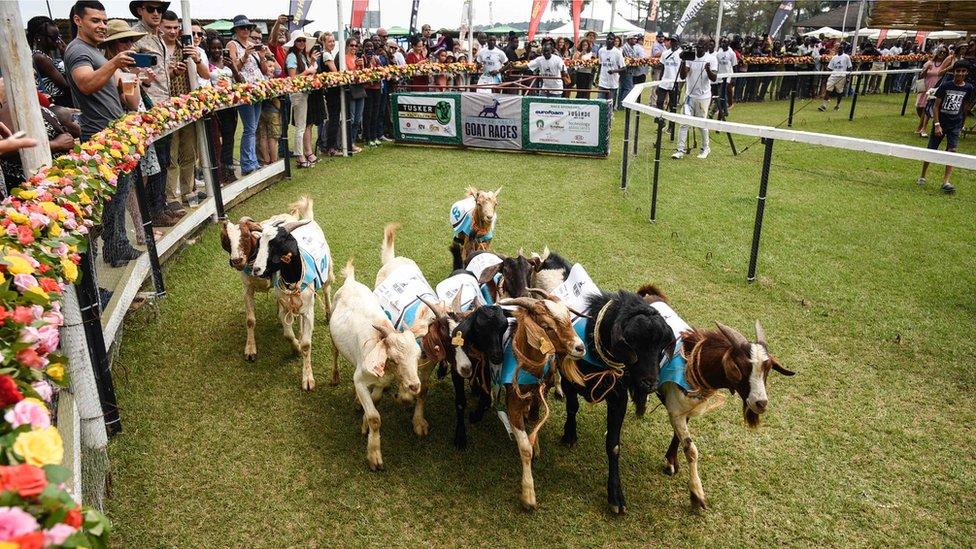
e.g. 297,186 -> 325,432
643,0 -> 660,48
391,93 -> 462,145
288,0 -> 312,31
527,0 -> 549,42
572,0 -> 583,46
767,0 -> 795,40
675,0 -> 708,36
522,98 -> 609,156
351,0 -> 368,28
461,93 -> 522,150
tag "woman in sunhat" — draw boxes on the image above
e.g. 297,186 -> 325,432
284,30 -> 321,167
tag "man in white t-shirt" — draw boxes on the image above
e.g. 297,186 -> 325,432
656,36 -> 682,111
476,34 -> 509,93
673,39 -> 717,160
598,34 -> 626,109
714,37 -> 737,116
819,43 -> 852,111
528,43 -> 567,96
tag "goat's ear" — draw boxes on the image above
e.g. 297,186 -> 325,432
610,321 -> 638,364
527,256 -> 542,270
521,315 -> 554,355
219,223 -> 232,253
409,320 -> 430,339
478,264 -> 502,285
282,219 -> 311,233
722,353 -> 743,383
365,343 -> 387,377
250,230 -> 262,240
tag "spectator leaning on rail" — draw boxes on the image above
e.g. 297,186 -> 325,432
672,38 -> 717,160
64,1 -> 142,267
619,33 -> 644,107
227,15 -> 266,176
476,35 -> 509,93
917,60 -> 974,195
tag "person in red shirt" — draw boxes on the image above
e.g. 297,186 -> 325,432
267,15 -> 288,77
405,35 -> 428,90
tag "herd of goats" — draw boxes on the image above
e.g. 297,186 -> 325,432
218,187 -> 795,514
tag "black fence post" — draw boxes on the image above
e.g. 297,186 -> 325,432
620,108 -> 632,190
278,95 -> 292,179
75,245 -> 121,436
901,72 -> 914,116
649,116 -> 664,222
849,74 -> 862,121
747,138 -> 774,283
633,108 -> 640,156
132,174 -> 165,295
787,89 -> 796,127
203,115 -> 225,221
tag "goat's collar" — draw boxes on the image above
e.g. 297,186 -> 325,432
593,299 -> 627,372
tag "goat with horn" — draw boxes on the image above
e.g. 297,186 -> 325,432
450,186 -> 501,270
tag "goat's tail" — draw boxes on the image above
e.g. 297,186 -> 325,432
289,195 -> 314,221
341,257 -> 355,281
636,283 -> 668,302
381,222 -> 400,265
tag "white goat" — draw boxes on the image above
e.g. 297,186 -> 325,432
330,259 -> 424,471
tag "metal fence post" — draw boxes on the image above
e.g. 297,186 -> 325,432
901,71 -> 914,116
787,89 -> 796,127
203,114 -> 225,221
649,116 -> 664,222
278,95 -> 292,179
620,108 -> 632,190
848,74 -> 862,121
132,174 -> 165,295
747,138 -> 774,283
633,107 -> 640,156
75,246 -> 120,436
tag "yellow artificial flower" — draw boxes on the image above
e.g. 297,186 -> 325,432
24,286 -> 48,301
78,191 -> 92,204
46,364 -> 65,383
24,397 -> 46,408
3,255 -> 34,275
39,201 -> 64,220
89,142 -> 105,151
6,210 -> 29,225
0,271 -> 6,284
48,223 -> 61,237
97,164 -> 115,181
13,427 -> 64,467
16,189 -> 38,200
60,257 -> 77,283
109,148 -> 122,159
0,541 -> 19,549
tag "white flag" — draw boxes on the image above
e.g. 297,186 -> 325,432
674,0 -> 708,36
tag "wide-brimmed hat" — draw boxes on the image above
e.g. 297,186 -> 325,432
103,19 -> 148,44
629,33 -> 642,40
128,1 -> 170,18
284,30 -> 309,49
232,15 -> 256,30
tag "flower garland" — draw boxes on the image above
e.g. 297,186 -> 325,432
508,53 -> 926,70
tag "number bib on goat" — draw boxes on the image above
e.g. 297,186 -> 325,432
465,252 -> 503,304
374,264 -> 437,332
450,196 -> 497,241
435,272 -> 481,312
277,223 -> 331,292
649,300 -> 694,393
551,264 -> 612,370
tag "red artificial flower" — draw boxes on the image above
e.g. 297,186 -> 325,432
17,225 -> 34,245
0,464 -> 47,498
10,531 -> 44,549
0,375 -> 24,408
16,348 -> 45,369
12,306 -> 34,325
38,278 -> 60,294
64,507 -> 83,528
0,307 -> 9,324
37,264 -> 50,274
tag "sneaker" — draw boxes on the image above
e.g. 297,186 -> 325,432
165,201 -> 186,215
152,213 -> 180,228
380,136 -> 394,142
671,150 -> 685,159
941,182 -> 956,194
833,105 -> 840,111
818,104 -> 826,111
916,177 -> 926,187
697,148 -> 710,159
350,145 -> 363,154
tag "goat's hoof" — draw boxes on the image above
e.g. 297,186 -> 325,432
662,463 -> 676,476
560,433 -> 577,447
329,377 -> 340,387
413,419 -> 429,437
368,460 -> 384,472
244,353 -> 256,362
520,499 -> 538,512
609,503 -> 627,515
302,378 -> 315,391
554,391 -> 564,401
453,437 -> 467,451
690,493 -> 707,510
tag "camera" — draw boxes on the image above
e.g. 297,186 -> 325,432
679,49 -> 697,61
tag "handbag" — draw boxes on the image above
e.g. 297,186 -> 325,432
913,77 -> 926,94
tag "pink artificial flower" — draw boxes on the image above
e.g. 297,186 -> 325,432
15,348 -> 47,370
0,506 -> 39,540
13,275 -> 38,292
4,399 -> 50,429
4,224 -> 17,238
27,212 -> 49,229
43,523 -> 77,546
35,325 -> 59,354
31,381 -> 52,403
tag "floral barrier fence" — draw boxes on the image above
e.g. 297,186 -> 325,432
509,53 -> 927,70
0,61 -> 487,548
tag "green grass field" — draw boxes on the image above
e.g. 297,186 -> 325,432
106,93 -> 976,546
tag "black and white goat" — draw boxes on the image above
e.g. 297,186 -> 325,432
249,196 -> 335,390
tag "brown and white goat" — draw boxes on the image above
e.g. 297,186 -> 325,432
450,187 -> 501,270
330,260 -> 424,471
638,285 -> 795,510
219,209 -> 304,363
495,296 -> 585,511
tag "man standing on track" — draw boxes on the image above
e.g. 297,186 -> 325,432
917,61 -> 974,194
672,38 -> 716,160
819,42 -> 852,112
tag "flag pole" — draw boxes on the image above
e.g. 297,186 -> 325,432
468,0 -> 475,59
337,0 -> 349,156
714,0 -> 723,50
608,0 -> 617,34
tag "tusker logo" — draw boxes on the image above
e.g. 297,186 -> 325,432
435,101 -> 453,125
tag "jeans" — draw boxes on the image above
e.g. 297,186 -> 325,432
290,92 -> 309,157
102,170 -> 134,259
347,96 -> 365,148
147,135 -> 170,218
364,88 -> 382,142
576,72 -> 593,99
618,73 -> 634,109
238,102 -> 262,173
325,90 -> 342,150
216,107 -> 237,180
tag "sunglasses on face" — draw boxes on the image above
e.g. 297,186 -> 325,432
142,5 -> 166,14
192,32 -> 205,37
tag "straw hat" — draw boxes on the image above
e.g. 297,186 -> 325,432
102,19 -> 148,44
284,30 -> 309,49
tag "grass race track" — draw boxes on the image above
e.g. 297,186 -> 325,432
107,93 -> 976,546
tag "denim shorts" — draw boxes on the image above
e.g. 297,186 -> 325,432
928,125 -> 961,151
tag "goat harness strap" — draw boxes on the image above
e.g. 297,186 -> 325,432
592,300 -> 627,372
681,338 -> 716,398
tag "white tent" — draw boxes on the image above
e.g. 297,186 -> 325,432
544,0 -> 645,38
928,30 -> 965,40
802,26 -> 843,38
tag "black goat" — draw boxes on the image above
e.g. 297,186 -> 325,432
560,290 -> 675,514
467,251 -> 537,303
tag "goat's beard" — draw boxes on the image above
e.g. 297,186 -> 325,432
743,402 -> 762,428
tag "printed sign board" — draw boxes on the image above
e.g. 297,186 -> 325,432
522,97 -> 609,155
461,93 -> 522,150
391,93 -> 462,145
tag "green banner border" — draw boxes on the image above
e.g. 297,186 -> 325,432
520,97 -> 610,156
391,92 -> 463,145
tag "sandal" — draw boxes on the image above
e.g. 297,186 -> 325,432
307,154 -> 319,164
295,155 -> 311,168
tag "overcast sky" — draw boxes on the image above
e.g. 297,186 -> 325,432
16,0 -> 618,34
